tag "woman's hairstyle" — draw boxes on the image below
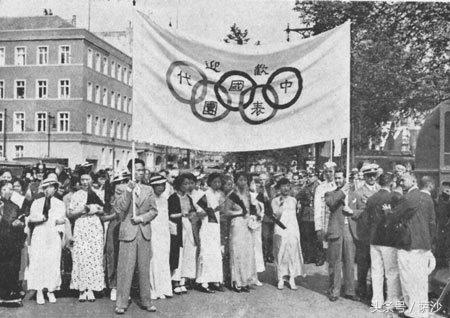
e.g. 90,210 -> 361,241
12,177 -> 27,192
276,177 -> 290,189
173,173 -> 196,191
234,171 -> 249,186
207,172 -> 222,187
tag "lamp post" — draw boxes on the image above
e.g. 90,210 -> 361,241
47,114 -> 55,158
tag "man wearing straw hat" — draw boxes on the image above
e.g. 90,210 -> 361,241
114,159 -> 158,314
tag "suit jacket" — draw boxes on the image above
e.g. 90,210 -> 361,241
324,188 -> 357,240
114,183 -> 158,242
391,188 -> 436,250
363,189 -> 396,247
348,183 -> 379,242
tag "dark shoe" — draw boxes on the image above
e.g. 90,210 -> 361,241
241,286 -> 250,293
141,305 -> 156,312
232,286 -> 242,293
344,294 -> 361,302
328,295 -> 339,302
198,285 -> 215,294
211,284 -> 224,292
114,308 -> 125,315
315,259 -> 325,266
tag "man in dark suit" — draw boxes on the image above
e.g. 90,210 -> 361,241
390,173 -> 436,318
324,169 -> 359,302
114,159 -> 158,314
362,173 -> 401,310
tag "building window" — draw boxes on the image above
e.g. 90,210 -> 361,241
117,93 -> 121,111
117,64 -> 122,81
86,115 -> 92,134
116,121 -> 121,139
35,112 -> 47,132
128,97 -> 132,113
123,123 -> 127,140
87,48 -> 93,68
0,47 -> 5,66
59,79 -> 70,98
101,88 -> 108,106
13,112 -> 25,132
15,80 -> 26,99
37,46 -> 48,65
110,120 -> 115,138
58,112 -> 70,132
102,118 -> 107,136
36,80 -> 48,99
59,45 -> 70,64
94,116 -> 100,135
123,96 -> 127,112
87,82 -> 93,101
15,47 -> 26,66
95,53 -> 101,72
0,145 -> 3,158
128,70 -> 132,86
95,85 -> 100,103
103,57 -> 108,75
0,81 -> 4,99
15,145 -> 24,158
111,61 -> 115,78
0,113 -> 3,133
127,125 -> 131,140
111,91 -> 115,108
123,67 -> 127,83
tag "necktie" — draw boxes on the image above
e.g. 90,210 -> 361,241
43,196 -> 51,220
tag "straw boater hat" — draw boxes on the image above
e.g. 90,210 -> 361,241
112,170 -> 131,184
40,175 -> 61,188
149,175 -> 166,186
360,163 -> 380,176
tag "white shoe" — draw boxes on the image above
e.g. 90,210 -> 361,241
86,290 -> 95,302
180,286 -> 187,293
289,278 -> 298,290
36,290 -> 45,305
110,288 -> 117,301
159,295 -> 166,299
254,280 -> 263,287
79,291 -> 87,302
47,292 -> 56,303
277,280 -> 284,290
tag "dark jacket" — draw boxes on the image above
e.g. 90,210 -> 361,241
296,180 -> 319,222
391,188 -> 436,251
324,188 -> 357,240
363,189 -> 396,247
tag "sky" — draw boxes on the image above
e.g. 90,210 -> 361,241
0,0 -> 301,45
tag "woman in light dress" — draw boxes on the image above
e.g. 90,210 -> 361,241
68,171 -> 105,302
27,176 -> 67,304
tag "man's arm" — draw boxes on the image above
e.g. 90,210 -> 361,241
113,185 -> 132,219
325,189 -> 345,211
139,188 -> 158,224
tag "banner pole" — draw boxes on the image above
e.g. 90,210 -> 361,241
132,140 -> 136,218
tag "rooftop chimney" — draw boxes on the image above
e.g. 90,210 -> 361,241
72,15 -> 76,27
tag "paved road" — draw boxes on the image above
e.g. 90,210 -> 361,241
0,263 -> 435,318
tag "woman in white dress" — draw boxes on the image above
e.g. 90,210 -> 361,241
68,171 -> 105,302
149,175 -> 173,299
271,178 -> 305,290
27,176 -> 67,304
249,178 -> 265,286
196,173 -> 224,293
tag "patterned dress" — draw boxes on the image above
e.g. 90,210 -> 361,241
69,190 -> 105,291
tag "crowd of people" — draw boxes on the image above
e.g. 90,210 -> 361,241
0,158 -> 444,317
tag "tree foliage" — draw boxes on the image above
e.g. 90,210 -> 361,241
223,23 -> 250,45
293,1 -> 450,151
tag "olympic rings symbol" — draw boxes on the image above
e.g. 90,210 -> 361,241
166,61 -> 303,125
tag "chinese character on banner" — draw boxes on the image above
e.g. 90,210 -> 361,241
429,300 -> 443,313
205,60 -> 221,73
280,79 -> 293,93
250,101 -> 265,116
229,80 -> 244,92
203,101 -> 218,116
254,64 -> 269,76
177,71 -> 192,86
394,300 -> 407,313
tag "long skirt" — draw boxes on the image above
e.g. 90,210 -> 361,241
273,233 -> 304,281
229,217 -> 256,287
150,227 -> 172,298
70,216 -> 105,291
196,221 -> 223,284
27,225 -> 61,291
252,225 -> 265,273
172,218 -> 197,281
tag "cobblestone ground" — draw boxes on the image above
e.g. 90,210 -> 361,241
0,262 -> 442,318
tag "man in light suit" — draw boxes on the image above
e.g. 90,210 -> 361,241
114,159 -> 158,315
324,169 -> 360,302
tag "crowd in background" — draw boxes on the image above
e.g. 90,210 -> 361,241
0,159 -> 445,317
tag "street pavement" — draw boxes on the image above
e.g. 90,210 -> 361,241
0,262 -> 438,318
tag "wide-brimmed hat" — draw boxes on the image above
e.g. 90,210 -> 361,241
149,175 -> 166,186
361,163 -> 380,176
112,170 -> 131,184
40,175 -> 61,188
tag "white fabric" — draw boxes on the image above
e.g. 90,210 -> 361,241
132,11 -> 350,151
398,249 -> 431,318
196,188 -> 223,283
150,193 -> 173,299
26,197 -> 65,291
370,245 -> 401,309
313,181 -> 336,232
11,191 -> 25,209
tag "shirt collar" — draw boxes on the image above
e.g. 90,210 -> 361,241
408,185 -> 418,193
421,189 -> 431,196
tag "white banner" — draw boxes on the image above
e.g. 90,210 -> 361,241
132,11 -> 350,152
